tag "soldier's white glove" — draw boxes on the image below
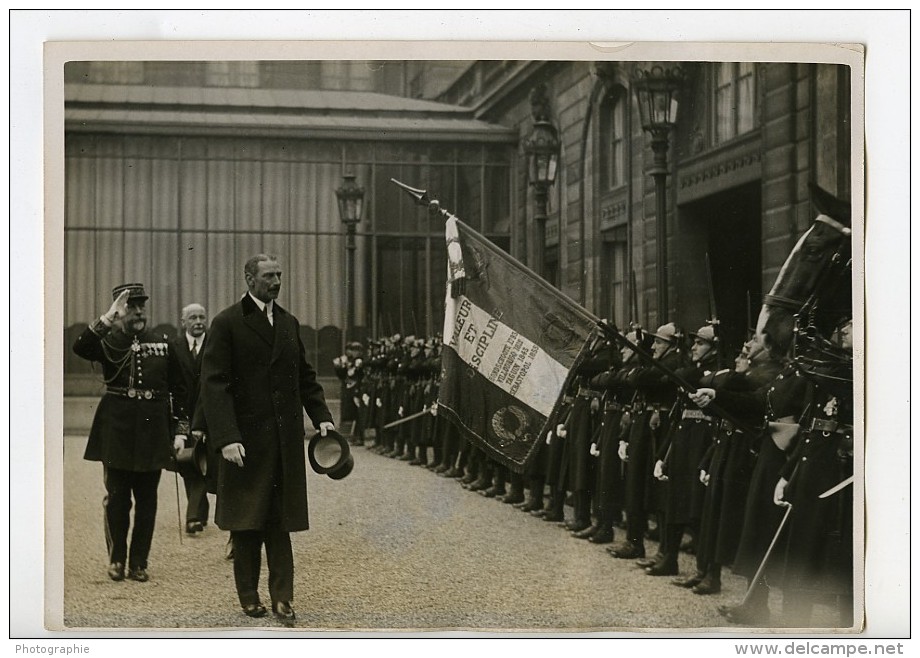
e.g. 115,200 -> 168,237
353,397 -> 362,409
429,405 -> 438,417
362,393 -> 370,405
690,388 -> 716,408
618,440 -> 628,462
556,423 -> 567,439
173,435 -> 187,452
376,397 -> 382,408
773,477 -> 791,507
590,443 -> 600,457
654,459 -> 668,481
398,406 -> 404,417
546,430 -> 554,446
700,470 -> 710,486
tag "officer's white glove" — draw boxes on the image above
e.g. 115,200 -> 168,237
398,406 -> 404,417
700,470 -> 710,486
773,477 -> 791,507
618,440 -> 628,462
362,393 -> 370,405
590,443 -> 600,457
173,435 -> 187,452
376,397 -> 382,408
556,423 -> 567,439
353,397 -> 361,409
654,459 -> 668,481
319,421 -> 336,437
546,430 -> 554,446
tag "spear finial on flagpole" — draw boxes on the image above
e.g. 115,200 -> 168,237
390,178 -> 456,222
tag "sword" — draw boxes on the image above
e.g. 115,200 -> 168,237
740,503 -> 792,607
383,406 -> 432,429
818,475 -> 854,499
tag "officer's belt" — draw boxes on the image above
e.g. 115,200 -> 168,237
106,386 -> 167,401
681,409 -> 714,422
645,403 -> 670,412
808,418 -> 853,435
576,387 -> 602,399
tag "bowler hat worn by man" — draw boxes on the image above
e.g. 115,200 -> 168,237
73,283 -> 188,583
201,254 -> 335,621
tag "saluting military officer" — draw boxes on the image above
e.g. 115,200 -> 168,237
73,283 -> 188,583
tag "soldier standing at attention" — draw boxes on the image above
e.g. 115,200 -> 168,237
73,283 -> 188,583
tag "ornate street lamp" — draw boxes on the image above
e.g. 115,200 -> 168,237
523,84 -> 560,277
335,173 -> 365,341
632,64 -> 685,324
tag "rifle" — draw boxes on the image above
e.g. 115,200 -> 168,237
704,251 -> 723,369
630,270 -> 639,329
596,321 -> 757,435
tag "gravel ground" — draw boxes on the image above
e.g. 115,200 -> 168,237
60,434 -> 840,635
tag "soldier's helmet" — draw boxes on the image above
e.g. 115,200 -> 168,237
652,322 -> 679,343
690,325 -> 718,343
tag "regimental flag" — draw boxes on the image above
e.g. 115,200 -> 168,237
439,216 -> 599,473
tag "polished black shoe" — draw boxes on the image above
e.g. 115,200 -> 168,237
243,603 -> 267,618
719,603 -> 770,626
480,486 -> 506,498
572,524 -> 597,539
645,561 -> 678,576
608,542 -> 645,559
672,572 -> 705,588
529,508 -> 548,518
499,492 -> 525,505
186,521 -> 204,534
272,601 -> 296,621
692,576 -> 722,595
127,567 -> 149,582
542,511 -> 565,522
588,529 -> 614,544
460,472 -> 477,485
107,562 -> 125,581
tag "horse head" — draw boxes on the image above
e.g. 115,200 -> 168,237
755,183 -> 852,357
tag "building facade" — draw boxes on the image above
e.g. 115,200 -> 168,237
63,59 -> 852,389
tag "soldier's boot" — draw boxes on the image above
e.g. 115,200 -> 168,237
518,477 -> 545,511
692,564 -> 722,595
500,472 -> 526,504
566,490 -> 592,532
481,467 -> 507,498
645,524 -> 681,576
409,444 -> 426,465
427,443 -> 443,469
541,487 -> 566,522
468,463 -> 493,492
719,579 -> 771,626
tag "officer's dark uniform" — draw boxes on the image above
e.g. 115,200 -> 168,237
74,283 -> 186,581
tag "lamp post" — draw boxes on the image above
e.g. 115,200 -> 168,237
523,85 -> 560,278
632,64 -> 685,324
335,173 -> 364,341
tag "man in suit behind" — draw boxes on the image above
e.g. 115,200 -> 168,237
171,302 -> 211,534
200,254 -> 335,622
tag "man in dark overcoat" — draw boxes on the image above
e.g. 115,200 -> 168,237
170,302 -> 212,533
200,254 -> 335,621
73,283 -> 187,583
